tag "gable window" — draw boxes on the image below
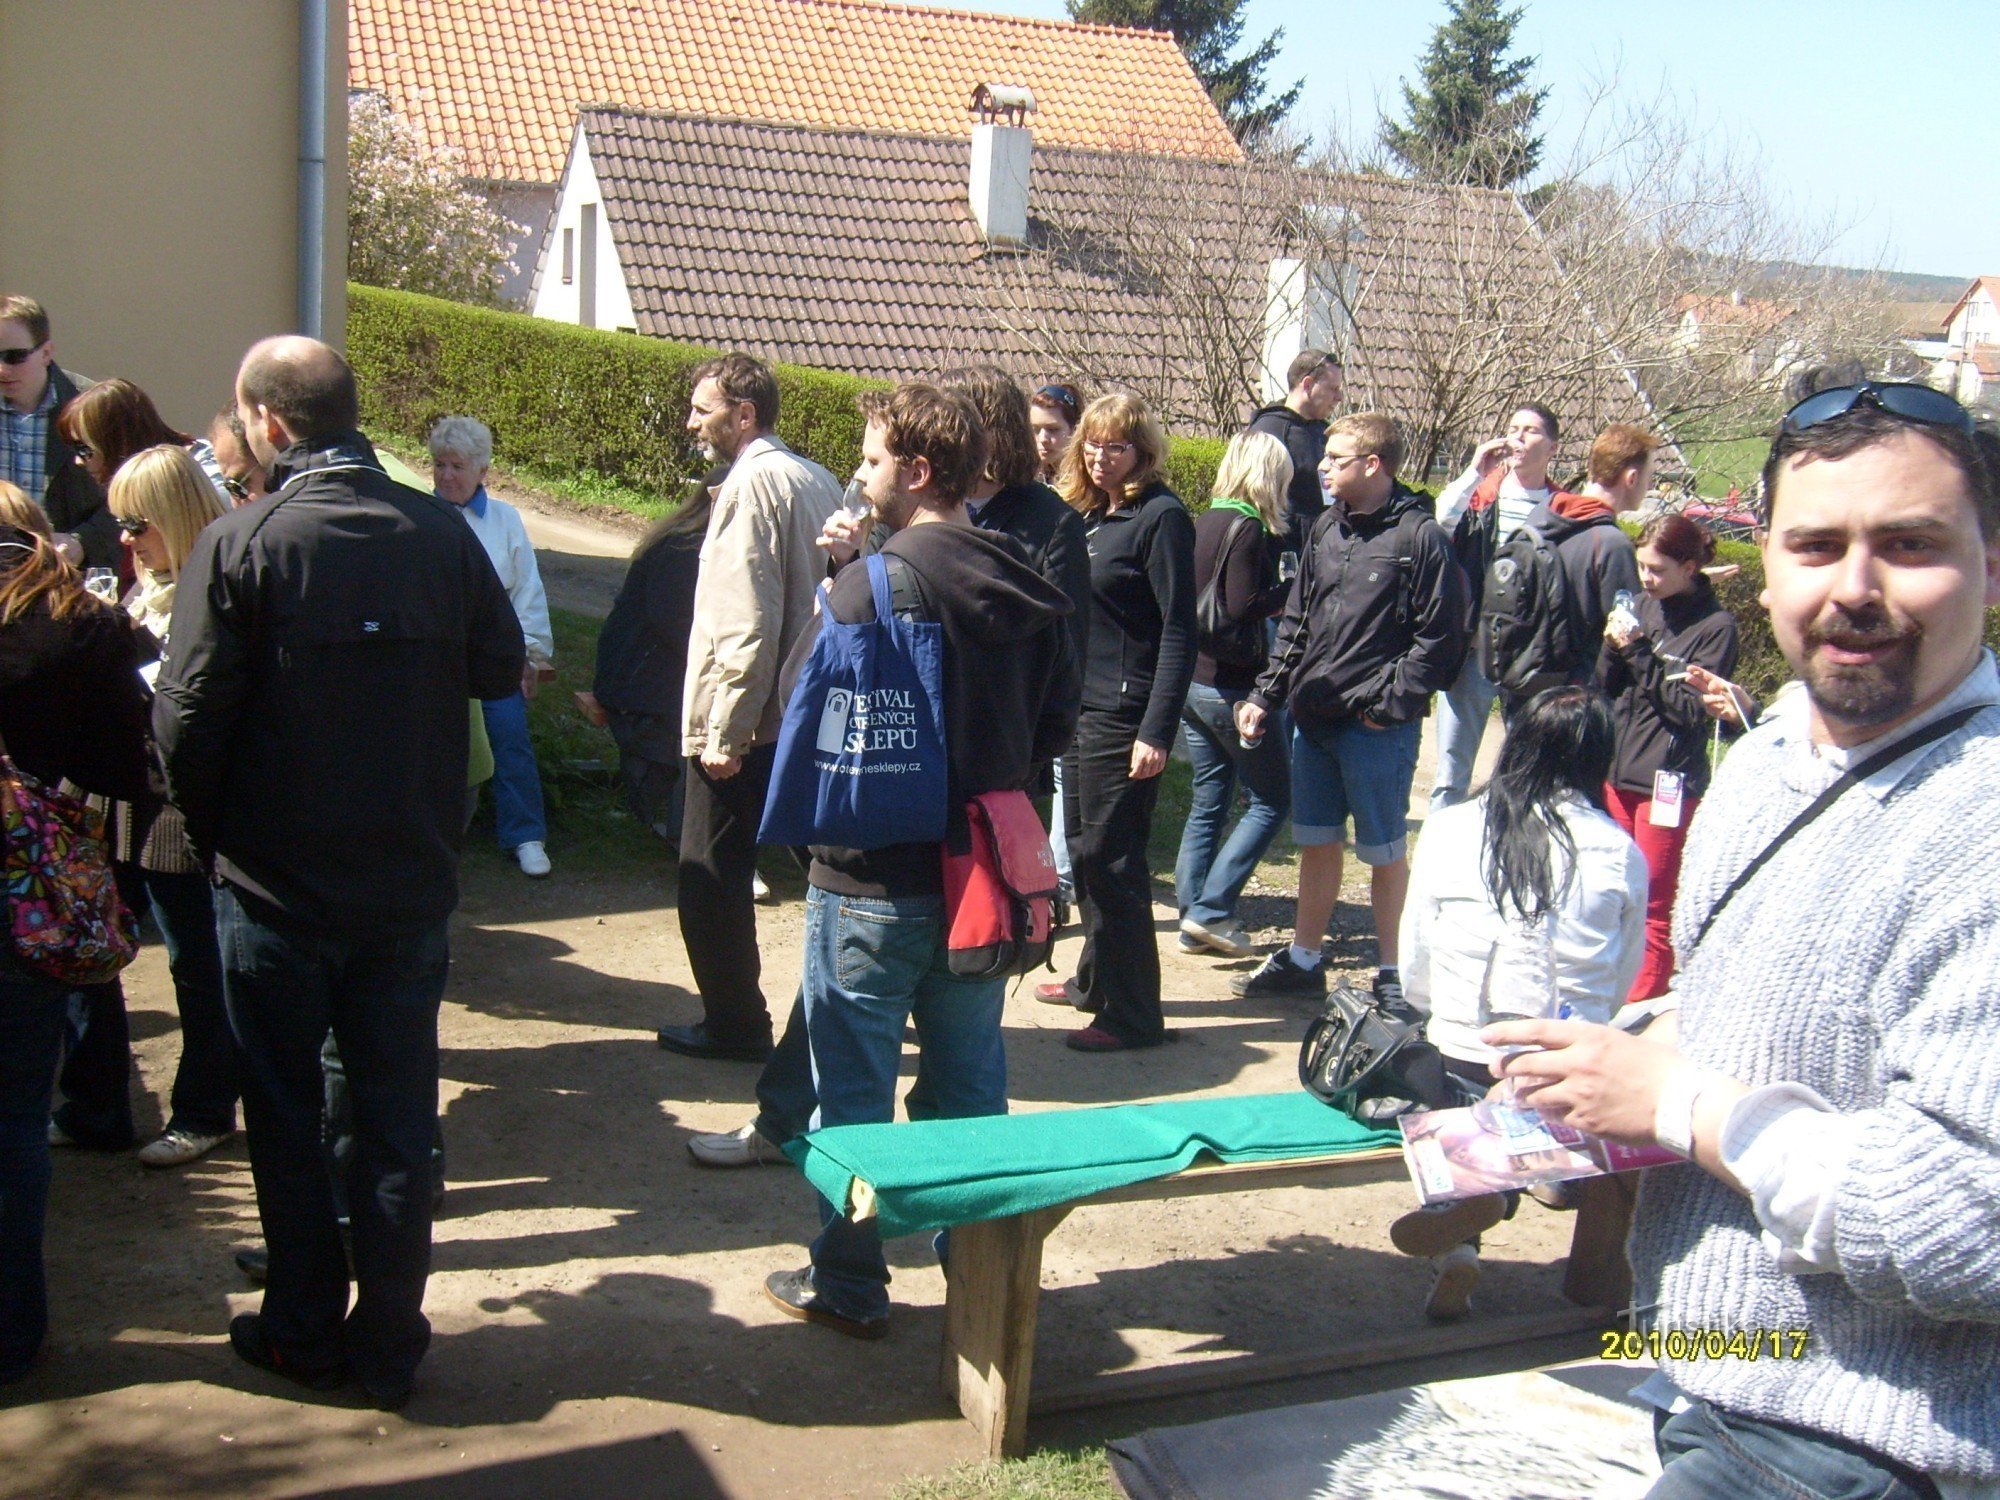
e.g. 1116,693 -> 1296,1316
562,227 -> 575,285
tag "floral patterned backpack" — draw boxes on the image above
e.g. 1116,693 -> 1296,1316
0,733 -> 139,985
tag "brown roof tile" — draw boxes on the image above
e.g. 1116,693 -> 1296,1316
350,0 -> 1240,184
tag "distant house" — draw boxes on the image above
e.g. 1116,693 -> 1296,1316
349,0 -> 1239,305
1933,276 -> 2000,406
1673,292 -> 1802,384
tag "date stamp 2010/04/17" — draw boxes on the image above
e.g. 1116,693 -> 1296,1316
1600,1328 -> 1810,1362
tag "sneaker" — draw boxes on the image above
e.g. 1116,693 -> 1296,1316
1035,979 -> 1082,1007
228,1313 -> 348,1392
515,841 -> 552,877
1179,917 -> 1253,958
1374,969 -> 1408,1013
1175,932 -> 1205,955
763,1267 -> 888,1341
138,1128 -> 233,1169
47,1121 -> 76,1148
752,871 -> 773,902
1067,1024 -> 1146,1053
1231,949 -> 1326,998
1425,1242 -> 1482,1322
687,1122 -> 788,1169
1390,1194 -> 1508,1258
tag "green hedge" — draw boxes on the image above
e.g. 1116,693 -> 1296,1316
348,284 -> 1233,511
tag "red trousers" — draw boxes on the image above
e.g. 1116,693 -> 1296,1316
1603,782 -> 1698,1003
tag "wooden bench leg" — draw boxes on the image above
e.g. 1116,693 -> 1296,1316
1562,1171 -> 1637,1310
939,1208 -> 1067,1460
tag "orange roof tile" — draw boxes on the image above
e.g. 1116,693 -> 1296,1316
1942,275 -> 2000,328
350,0 -> 1243,183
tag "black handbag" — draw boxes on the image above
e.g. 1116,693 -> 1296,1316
1299,982 -> 1454,1124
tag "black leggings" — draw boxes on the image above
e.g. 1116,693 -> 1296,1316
1064,708 -> 1166,1045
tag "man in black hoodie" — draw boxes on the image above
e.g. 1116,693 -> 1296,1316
763,383 -> 1078,1341
1247,348 -> 1344,558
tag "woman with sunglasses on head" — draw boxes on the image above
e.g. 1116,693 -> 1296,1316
1598,513 -> 1739,1002
54,380 -> 225,577
1037,392 -> 1196,1052
0,509 -> 150,1380
105,446 -> 240,1167
1028,381 -> 1083,484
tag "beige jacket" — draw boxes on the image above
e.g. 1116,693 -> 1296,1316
681,434 -> 844,758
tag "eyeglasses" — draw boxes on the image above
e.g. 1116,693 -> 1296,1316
1082,440 -> 1133,459
221,475 -> 252,501
1781,382 -> 1973,437
116,515 -> 151,539
0,343 -> 46,367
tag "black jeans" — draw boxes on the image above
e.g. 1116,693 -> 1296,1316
0,973 -> 66,1379
677,743 -> 777,1048
216,885 -> 446,1385
144,869 -> 238,1137
51,864 -> 144,1149
1065,706 -> 1167,1045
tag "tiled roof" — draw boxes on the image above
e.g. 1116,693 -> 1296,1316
1942,275 -> 2000,328
349,0 -> 1242,184
1676,293 -> 1795,332
557,106 -> 1653,441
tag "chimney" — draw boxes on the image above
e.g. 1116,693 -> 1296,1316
968,84 -> 1035,246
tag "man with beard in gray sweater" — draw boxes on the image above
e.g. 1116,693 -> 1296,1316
1486,382 -> 2000,1498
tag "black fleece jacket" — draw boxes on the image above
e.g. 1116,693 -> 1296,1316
973,480 -> 1092,664
800,521 -> 1080,897
154,432 -> 525,927
1246,402 -> 1327,556
1598,578 -> 1739,796
1251,482 -> 1468,728
0,593 -> 150,803
1079,481 -> 1197,748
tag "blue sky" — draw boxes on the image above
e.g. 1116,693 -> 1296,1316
976,0 -> 1993,281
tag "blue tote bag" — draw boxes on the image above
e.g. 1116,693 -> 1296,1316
759,552 -> 949,848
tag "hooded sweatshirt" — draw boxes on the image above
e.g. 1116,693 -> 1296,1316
1246,402 -> 1328,556
794,521 -> 1081,897
1521,492 -> 1642,681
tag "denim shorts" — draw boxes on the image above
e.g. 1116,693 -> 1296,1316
1290,716 -> 1421,863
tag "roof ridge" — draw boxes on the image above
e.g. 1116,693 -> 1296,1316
774,0 -> 1178,44
581,101 -> 970,152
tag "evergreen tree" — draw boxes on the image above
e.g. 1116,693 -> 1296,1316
1382,0 -> 1548,189
1069,0 -> 1302,145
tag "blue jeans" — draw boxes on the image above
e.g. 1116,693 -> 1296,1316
1431,658 -> 1497,811
755,994 -> 818,1147
800,887 -> 1007,1321
481,691 -> 548,850
1291,716 -> 1422,864
144,869 -> 237,1137
1174,682 -> 1290,927
0,974 -> 66,1380
1650,1394 -> 1942,1500
217,885 -> 447,1385
1047,756 -> 1073,889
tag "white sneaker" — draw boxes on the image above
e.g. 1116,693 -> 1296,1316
515,840 -> 552,877
1425,1242 -> 1482,1322
686,1122 -> 787,1168
751,871 -> 772,902
138,1128 -> 233,1169
1178,916 -> 1253,957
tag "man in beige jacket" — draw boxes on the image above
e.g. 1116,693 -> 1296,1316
660,353 -> 843,1062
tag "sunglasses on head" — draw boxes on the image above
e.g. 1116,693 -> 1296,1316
116,515 -> 151,539
1781,381 -> 1973,437
0,343 -> 46,367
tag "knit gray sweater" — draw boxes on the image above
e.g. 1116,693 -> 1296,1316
1630,657 -> 2000,1479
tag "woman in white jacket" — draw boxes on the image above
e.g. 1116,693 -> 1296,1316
430,417 -> 555,877
1394,685 -> 1647,1319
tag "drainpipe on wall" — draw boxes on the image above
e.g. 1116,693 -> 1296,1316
297,0 -> 330,337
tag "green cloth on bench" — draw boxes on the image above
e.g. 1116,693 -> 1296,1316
787,1091 -> 1399,1240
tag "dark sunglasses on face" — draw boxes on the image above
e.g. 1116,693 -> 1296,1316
71,442 -> 96,460
0,343 -> 46,366
1781,381 -> 1973,437
221,475 -> 251,500
116,515 -> 151,539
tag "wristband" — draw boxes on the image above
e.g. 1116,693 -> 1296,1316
1654,1063 -> 1720,1159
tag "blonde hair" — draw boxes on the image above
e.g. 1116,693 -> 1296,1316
1327,412 -> 1405,477
1058,392 -> 1169,516
108,445 -> 225,578
1209,430 -> 1292,534
0,481 -> 54,541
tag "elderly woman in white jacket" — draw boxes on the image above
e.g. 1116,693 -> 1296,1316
430,416 -> 555,877
1394,685 -> 1647,1320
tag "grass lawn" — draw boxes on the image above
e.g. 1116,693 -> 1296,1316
889,1451 -> 1117,1500
1679,435 -> 1768,498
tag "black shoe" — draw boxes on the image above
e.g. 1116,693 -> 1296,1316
358,1368 -> 415,1412
235,1247 -> 269,1284
1374,969 -> 1409,1015
1231,949 -> 1326,998
655,1023 -> 774,1063
228,1313 -> 347,1392
762,1267 -> 888,1341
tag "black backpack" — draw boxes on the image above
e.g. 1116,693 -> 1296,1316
1477,518 -> 1587,699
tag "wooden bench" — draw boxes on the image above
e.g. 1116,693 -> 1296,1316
935,1149 -> 1637,1458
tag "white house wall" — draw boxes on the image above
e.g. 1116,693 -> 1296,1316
530,129 -> 638,333
1946,288 -> 1998,350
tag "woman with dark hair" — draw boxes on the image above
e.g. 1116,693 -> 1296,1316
0,521 -> 150,1379
1028,381 -> 1083,484
54,379 -> 192,494
1599,512 -> 1739,1001
1036,392 -> 1196,1052
1393,685 -> 1646,1319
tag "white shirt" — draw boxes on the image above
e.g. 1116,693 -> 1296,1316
1400,793 -> 1648,1065
454,487 -> 553,669
1435,464 -> 1552,544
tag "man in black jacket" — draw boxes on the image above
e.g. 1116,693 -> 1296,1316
0,295 -> 116,566
1247,348 -> 1344,558
1234,413 -> 1467,1005
155,336 -> 524,1409
762,382 -> 1078,1340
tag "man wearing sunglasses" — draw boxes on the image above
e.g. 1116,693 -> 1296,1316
1485,382 -> 2000,1497
0,294 -> 110,565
